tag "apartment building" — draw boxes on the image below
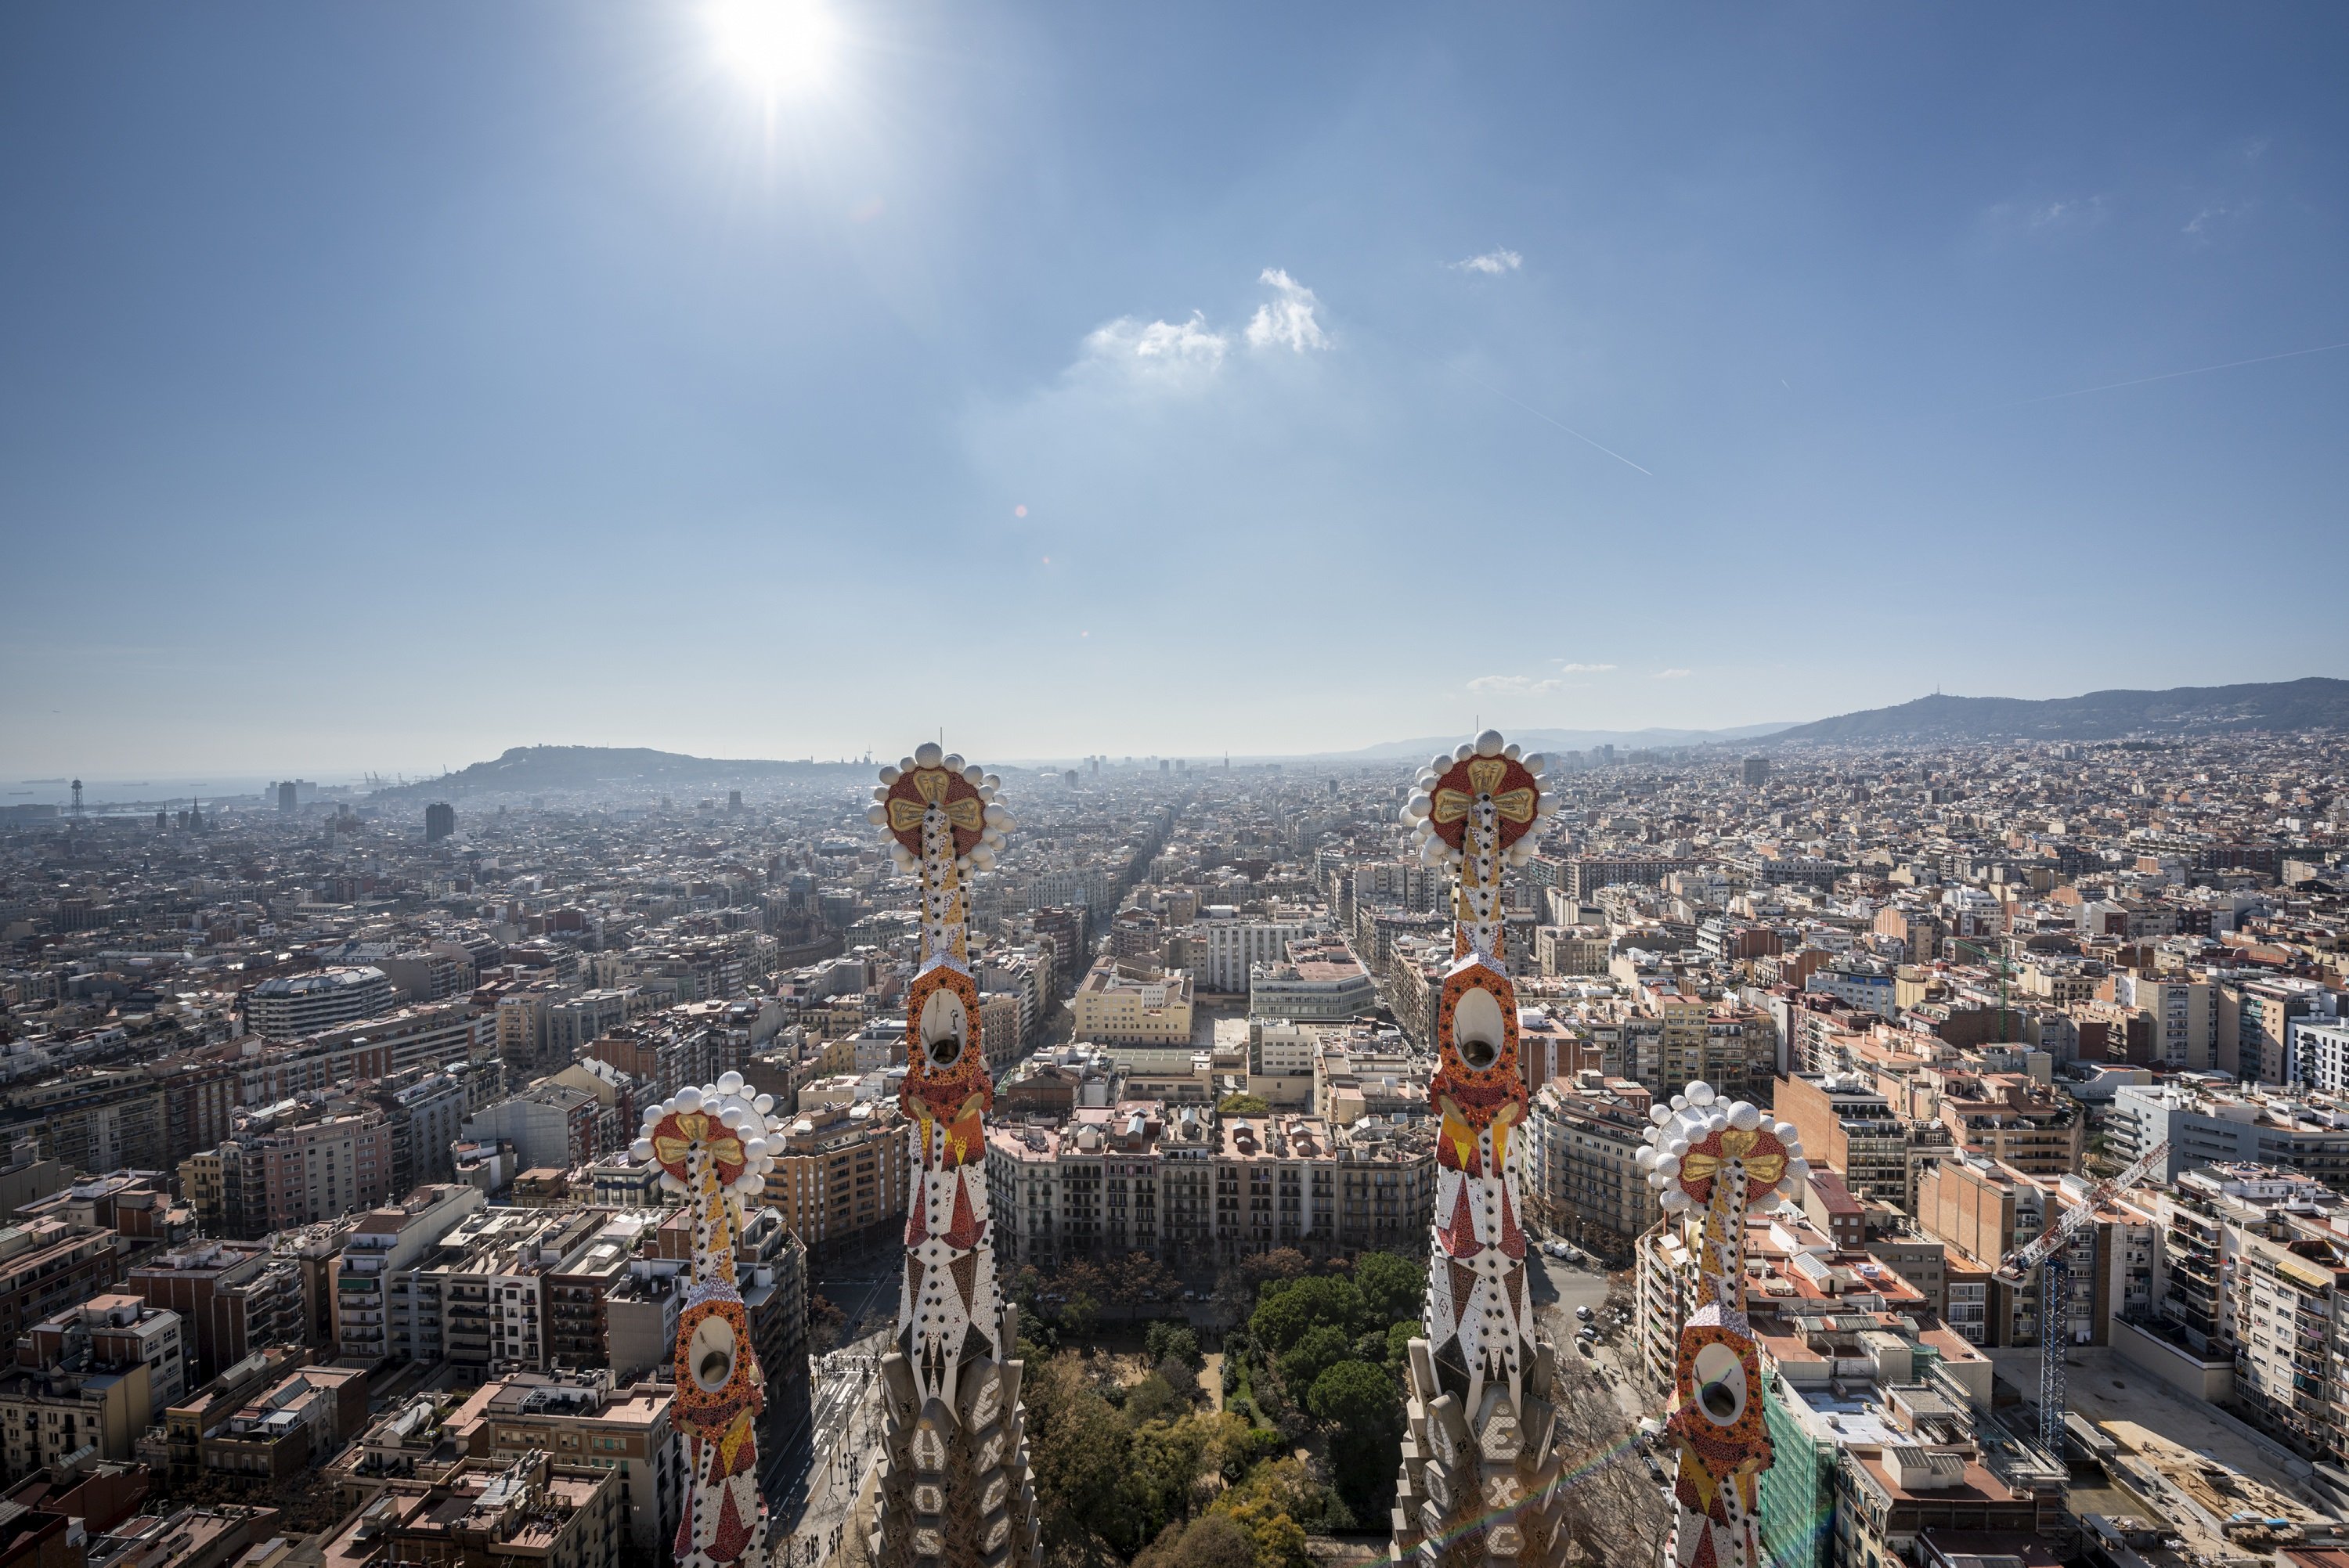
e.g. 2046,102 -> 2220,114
1913,1156 -> 2159,1349
1532,925 -> 1608,979
1191,912 -> 1325,993
2142,1166 -> 2349,1460
1935,1076 -> 2084,1177
760,1101 -> 907,1253
128,1239 -> 305,1381
2109,1080 -> 2349,1188
1521,1077 -> 1658,1256
408,1207 -> 608,1378
23,1293 -> 185,1409
2109,973 -> 2217,1071
547,990 -> 643,1065
1242,1021 -> 1319,1108
1632,1195 -> 1943,1398
460,1086 -> 603,1174
445,1371 -> 678,1555
331,1184 -> 488,1364
1778,1073 -> 1931,1209
985,1102 -> 1431,1267
179,1109 -> 395,1240
6,1069 -> 168,1175
321,1451 -> 625,1568
197,1361 -> 369,1479
246,968 -> 396,1039
0,1220 -> 124,1350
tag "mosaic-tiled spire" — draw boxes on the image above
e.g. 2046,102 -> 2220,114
1636,1083 -> 1810,1568
1391,730 -> 1568,1568
867,744 -> 1040,1568
633,1075 -> 779,1568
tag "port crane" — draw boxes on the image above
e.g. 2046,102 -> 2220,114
1994,1137 -> 2170,1453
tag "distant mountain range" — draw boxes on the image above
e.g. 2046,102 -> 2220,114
365,679 -> 2346,799
1768,677 -> 2349,745
1327,723 -> 1795,762
370,745 -> 867,798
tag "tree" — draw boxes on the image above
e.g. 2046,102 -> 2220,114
1109,1251 -> 1181,1316
806,1293 -> 846,1355
1382,1318 -> 1416,1378
1250,1274 -> 1366,1354
1024,1351 -> 1139,1556
1156,1355 -> 1199,1397
1133,1515 -> 1255,1568
1308,1361 -> 1404,1519
1146,1320 -> 1202,1369
1239,1247 -> 1310,1289
1211,1458 -> 1318,1568
1127,1372 -> 1178,1426
1276,1323 -> 1351,1395
1547,1347 -> 1671,1568
1126,1411 -> 1214,1538
1059,1291 -> 1099,1337
1193,1410 -> 1258,1483
1353,1250 -> 1426,1323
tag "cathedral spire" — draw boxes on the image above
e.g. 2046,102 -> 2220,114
867,744 -> 1039,1568
1391,730 -> 1568,1568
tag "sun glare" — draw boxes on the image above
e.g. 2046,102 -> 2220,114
709,0 -> 840,94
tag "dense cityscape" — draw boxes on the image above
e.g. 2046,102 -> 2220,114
0,721 -> 2344,1568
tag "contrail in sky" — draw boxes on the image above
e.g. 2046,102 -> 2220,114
1474,379 -> 1654,475
2013,338 -> 2349,405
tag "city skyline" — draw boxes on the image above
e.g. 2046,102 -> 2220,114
4,5 -> 2347,770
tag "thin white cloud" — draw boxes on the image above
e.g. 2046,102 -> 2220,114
1652,668 -> 1692,680
1244,269 -> 1329,353
2184,204 -> 2228,236
1452,248 -> 1523,275
1073,270 -> 1326,391
2028,195 -> 2109,230
1081,312 -> 1229,383
1553,661 -> 1616,674
1467,674 -> 1566,698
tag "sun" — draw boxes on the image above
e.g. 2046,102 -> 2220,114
708,0 -> 840,94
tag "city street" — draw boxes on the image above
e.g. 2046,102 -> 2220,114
812,1223 -> 908,1342
1525,1245 -> 1646,1420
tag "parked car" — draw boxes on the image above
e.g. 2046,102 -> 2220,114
1575,1304 -> 1594,1321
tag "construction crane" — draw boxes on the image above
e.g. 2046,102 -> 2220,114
1994,1137 -> 2170,1454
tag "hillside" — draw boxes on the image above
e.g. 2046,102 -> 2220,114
1770,677 -> 2349,745
369,745 -> 866,798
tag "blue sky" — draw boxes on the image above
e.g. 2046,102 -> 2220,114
3,3 -> 2345,777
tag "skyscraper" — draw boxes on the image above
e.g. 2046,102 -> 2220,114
424,802 -> 455,843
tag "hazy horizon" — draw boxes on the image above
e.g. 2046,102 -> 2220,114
5,5 -> 2346,774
